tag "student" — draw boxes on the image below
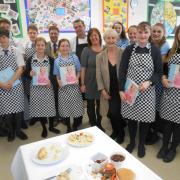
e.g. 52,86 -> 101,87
112,21 -> 129,49
25,37 -> 60,138
96,29 -> 125,143
157,25 -> 180,163
54,39 -> 84,132
119,22 -> 163,157
146,23 -> 170,145
0,28 -> 28,141
80,28 -> 104,131
128,25 -> 137,44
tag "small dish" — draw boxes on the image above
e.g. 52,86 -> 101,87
110,152 -> 126,169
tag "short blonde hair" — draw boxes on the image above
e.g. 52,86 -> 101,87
103,28 -> 118,40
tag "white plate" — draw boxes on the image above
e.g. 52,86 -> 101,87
31,143 -> 69,165
67,132 -> 94,147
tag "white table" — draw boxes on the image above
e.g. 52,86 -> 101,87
11,127 -> 163,180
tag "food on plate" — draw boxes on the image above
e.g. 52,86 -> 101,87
95,159 -> 106,163
37,147 -> 48,160
116,168 -> 135,180
57,171 -> 70,180
101,163 -> 117,180
111,154 -> 125,162
68,132 -> 94,146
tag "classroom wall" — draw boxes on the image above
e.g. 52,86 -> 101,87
18,0 -> 173,45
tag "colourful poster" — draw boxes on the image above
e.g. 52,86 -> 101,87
0,0 -> 23,38
148,0 -> 180,37
24,0 -> 91,33
103,0 -> 128,32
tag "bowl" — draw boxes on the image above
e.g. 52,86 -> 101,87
110,152 -> 126,169
91,153 -> 108,172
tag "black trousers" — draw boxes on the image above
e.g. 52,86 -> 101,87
162,120 -> 180,151
87,99 -> 101,126
64,116 -> 83,129
127,119 -> 150,145
108,94 -> 125,138
5,112 -> 22,135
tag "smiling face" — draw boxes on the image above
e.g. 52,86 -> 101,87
89,30 -> 100,46
73,21 -> 86,38
151,25 -> 165,42
104,33 -> 117,48
0,35 -> 9,48
49,29 -> 59,43
58,40 -> 70,56
28,29 -> 38,42
35,40 -> 46,54
128,27 -> 137,43
113,23 -> 122,35
137,27 -> 151,47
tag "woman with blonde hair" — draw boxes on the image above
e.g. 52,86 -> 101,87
96,28 -> 125,143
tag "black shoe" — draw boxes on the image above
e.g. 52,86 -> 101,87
116,135 -> 124,144
157,146 -> 168,159
49,127 -> 60,134
145,132 -> 159,145
67,127 -> 72,133
7,132 -> 15,142
138,145 -> 145,158
29,119 -> 37,126
21,121 -> 28,129
16,131 -> 28,140
126,143 -> 135,153
41,129 -> 47,138
163,149 -> 176,163
110,131 -> 118,140
0,128 -> 8,137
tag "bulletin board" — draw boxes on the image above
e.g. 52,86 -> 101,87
0,0 -> 23,38
103,0 -> 128,32
24,0 -> 91,33
148,0 -> 180,37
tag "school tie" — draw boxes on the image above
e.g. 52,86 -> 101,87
31,43 -> 35,48
53,43 -> 57,54
3,49 -> 8,56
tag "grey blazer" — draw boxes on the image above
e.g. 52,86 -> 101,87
96,47 -> 123,116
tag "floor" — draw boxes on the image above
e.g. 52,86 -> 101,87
0,113 -> 179,180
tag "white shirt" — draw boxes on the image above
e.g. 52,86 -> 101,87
70,36 -> 87,53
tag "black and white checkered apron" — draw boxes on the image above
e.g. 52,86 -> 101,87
25,47 -> 36,61
58,61 -> 84,118
29,56 -> 56,117
160,53 -> 180,124
0,47 -> 24,115
121,45 -> 156,123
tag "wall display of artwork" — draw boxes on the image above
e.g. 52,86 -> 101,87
24,0 -> 91,33
0,0 -> 23,38
148,0 -> 180,37
103,0 -> 128,32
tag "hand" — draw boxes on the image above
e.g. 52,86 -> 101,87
139,81 -> 151,92
162,78 -> 169,88
30,70 -> 36,77
2,80 -> 13,91
46,80 -> 51,88
80,84 -> 86,93
58,79 -> 62,88
119,91 -> 126,102
101,89 -> 111,100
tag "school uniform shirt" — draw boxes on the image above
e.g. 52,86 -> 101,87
116,38 -> 129,49
160,48 -> 180,124
0,45 -> 25,115
53,54 -> 84,118
25,54 -> 56,118
119,43 -> 163,123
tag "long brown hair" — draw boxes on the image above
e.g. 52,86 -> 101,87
112,21 -> 127,39
87,28 -> 102,46
151,23 -> 166,48
166,25 -> 180,61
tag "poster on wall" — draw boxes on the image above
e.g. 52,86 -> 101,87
148,0 -> 180,37
24,0 -> 91,33
103,0 -> 128,32
0,0 -> 23,38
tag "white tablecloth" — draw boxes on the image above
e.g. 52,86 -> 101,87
11,127 -> 163,180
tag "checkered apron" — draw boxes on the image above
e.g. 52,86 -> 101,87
57,59 -> 84,118
121,44 -> 156,123
29,56 -> 56,117
160,53 -> 180,124
0,47 -> 24,115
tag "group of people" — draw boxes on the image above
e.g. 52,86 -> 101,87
0,17 -> 179,163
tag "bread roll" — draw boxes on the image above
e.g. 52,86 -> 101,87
117,168 -> 135,180
37,147 -> 48,160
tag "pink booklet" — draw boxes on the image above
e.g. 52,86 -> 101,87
32,67 -> 49,86
59,65 -> 77,86
124,78 -> 139,106
168,64 -> 180,89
